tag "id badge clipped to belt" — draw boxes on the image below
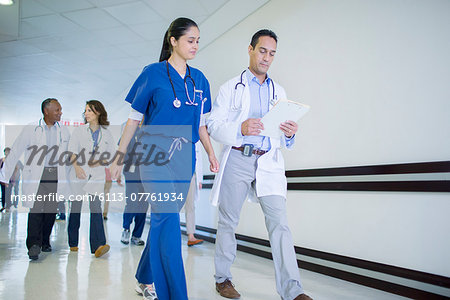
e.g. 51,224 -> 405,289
242,144 -> 254,157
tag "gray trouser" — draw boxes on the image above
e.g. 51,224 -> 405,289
214,149 -> 304,300
185,173 -> 197,234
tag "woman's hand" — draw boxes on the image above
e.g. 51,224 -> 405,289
208,154 -> 219,173
110,153 -> 124,181
74,165 -> 87,180
110,119 -> 140,180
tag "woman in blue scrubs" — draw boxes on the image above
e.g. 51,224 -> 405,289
111,18 -> 219,300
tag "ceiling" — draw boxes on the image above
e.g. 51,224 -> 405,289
0,0 -> 268,124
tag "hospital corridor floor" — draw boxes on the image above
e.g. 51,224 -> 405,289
0,210 -> 407,300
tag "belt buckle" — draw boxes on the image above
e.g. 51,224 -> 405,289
242,144 -> 254,157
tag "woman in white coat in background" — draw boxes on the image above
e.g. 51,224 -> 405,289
67,100 -> 115,258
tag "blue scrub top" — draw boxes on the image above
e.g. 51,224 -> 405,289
125,61 -> 211,144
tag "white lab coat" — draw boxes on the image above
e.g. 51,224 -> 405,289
0,120 -> 71,208
194,142 -> 203,199
68,124 -> 116,195
181,142 -> 202,215
206,70 -> 294,206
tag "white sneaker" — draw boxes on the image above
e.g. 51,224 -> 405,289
135,282 -> 146,295
121,229 -> 130,244
131,236 -> 145,246
142,285 -> 158,300
135,282 -> 158,300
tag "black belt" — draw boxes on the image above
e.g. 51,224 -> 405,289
232,146 -> 267,156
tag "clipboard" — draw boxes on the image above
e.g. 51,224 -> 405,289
259,99 -> 310,138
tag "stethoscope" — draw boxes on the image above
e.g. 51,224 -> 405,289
34,118 -> 62,143
166,60 -> 203,109
87,125 -> 103,151
232,69 -> 277,110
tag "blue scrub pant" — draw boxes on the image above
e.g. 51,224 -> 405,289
135,133 -> 192,300
135,229 -> 152,284
135,213 -> 187,300
122,179 -> 148,238
134,181 -> 190,300
122,212 -> 146,238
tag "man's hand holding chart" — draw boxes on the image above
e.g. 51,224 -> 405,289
259,99 -> 310,138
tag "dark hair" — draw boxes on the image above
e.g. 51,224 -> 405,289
250,29 -> 278,48
41,98 -> 59,114
159,17 -> 198,62
4,147 -> 11,153
84,100 -> 109,126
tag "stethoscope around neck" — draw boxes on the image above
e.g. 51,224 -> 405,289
34,118 -> 62,143
87,125 -> 103,150
232,69 -> 277,110
166,60 -> 204,109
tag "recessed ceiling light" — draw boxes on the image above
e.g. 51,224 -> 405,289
0,0 -> 14,5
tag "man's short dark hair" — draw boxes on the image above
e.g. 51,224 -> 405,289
41,98 -> 58,114
250,29 -> 278,48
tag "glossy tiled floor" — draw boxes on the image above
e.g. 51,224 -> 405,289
0,209 -> 407,300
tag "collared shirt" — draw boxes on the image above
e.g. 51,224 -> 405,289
90,127 -> 100,150
44,122 -> 58,167
240,69 -> 295,150
242,69 -> 272,151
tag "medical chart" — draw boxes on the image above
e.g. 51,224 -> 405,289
259,99 -> 310,138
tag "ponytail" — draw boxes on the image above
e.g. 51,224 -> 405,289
159,30 -> 171,62
158,17 -> 198,62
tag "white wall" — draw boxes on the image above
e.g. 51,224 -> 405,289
189,0 -> 450,278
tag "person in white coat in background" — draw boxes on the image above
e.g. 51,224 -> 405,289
0,98 -> 71,260
207,30 -> 312,300
184,142 -> 204,246
67,100 -> 115,258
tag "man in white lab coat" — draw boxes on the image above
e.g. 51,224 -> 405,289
207,30 -> 312,300
0,98 -> 71,260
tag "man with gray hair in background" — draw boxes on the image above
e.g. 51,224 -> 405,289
0,98 -> 71,260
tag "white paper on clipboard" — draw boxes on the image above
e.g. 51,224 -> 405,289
259,99 -> 310,138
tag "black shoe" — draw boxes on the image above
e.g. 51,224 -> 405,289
41,245 -> 52,252
28,244 -> 41,260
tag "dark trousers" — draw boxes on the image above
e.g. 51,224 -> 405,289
1,183 -> 12,209
68,195 -> 106,253
26,167 -> 58,249
57,201 -> 66,219
1,184 -> 5,208
122,179 -> 148,238
122,211 -> 147,238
